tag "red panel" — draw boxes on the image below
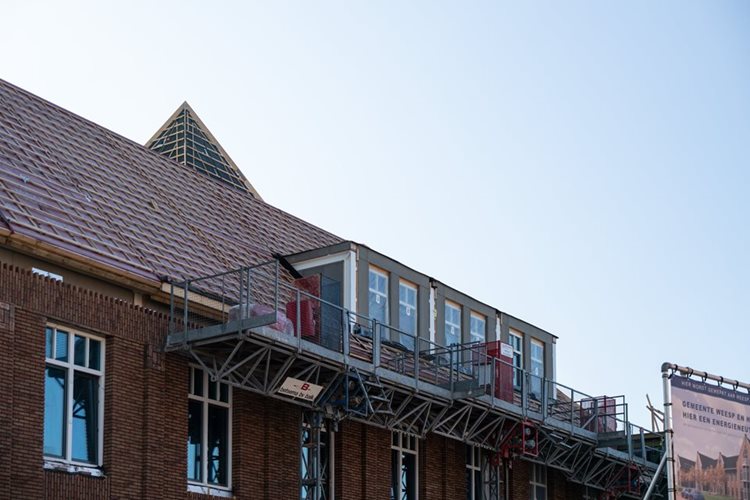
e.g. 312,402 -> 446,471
286,299 -> 316,337
485,341 -> 514,403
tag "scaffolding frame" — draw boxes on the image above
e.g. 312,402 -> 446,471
166,260 -> 666,498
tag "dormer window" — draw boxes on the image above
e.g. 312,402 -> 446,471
444,301 -> 461,346
368,267 -> 389,326
530,339 -> 545,399
398,280 -> 417,350
469,312 -> 486,344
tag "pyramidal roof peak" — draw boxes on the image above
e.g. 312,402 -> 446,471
146,101 -> 261,199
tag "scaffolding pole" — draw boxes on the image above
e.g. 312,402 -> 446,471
661,364 -> 676,500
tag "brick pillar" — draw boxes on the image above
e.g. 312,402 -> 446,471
10,308 -> 45,499
0,302 -> 14,495
265,398 -> 300,499
335,421 -> 365,499
141,353 -> 186,500
363,426 -> 391,499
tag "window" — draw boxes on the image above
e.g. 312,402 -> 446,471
444,301 -> 461,346
391,432 -> 418,500
466,445 -> 483,500
188,367 -> 231,490
369,267 -> 389,326
530,340 -> 544,399
530,463 -> 547,500
399,281 -> 417,350
509,330 -> 523,389
301,414 -> 333,500
469,312 -> 486,344
44,326 -> 104,465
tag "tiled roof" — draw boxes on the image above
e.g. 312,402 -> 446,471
0,79 -> 342,283
697,452 -> 718,469
678,455 -> 696,470
722,454 -> 738,470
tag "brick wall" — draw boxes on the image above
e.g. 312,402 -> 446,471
0,263 -> 598,499
420,434 -> 467,500
0,265 -> 295,500
334,420 -> 392,499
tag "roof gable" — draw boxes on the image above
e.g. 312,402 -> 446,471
146,102 -> 261,198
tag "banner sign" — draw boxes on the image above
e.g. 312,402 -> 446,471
671,375 -> 750,499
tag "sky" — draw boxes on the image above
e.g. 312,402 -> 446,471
3,0 -> 749,426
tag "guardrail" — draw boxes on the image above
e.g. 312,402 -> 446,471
169,259 -> 661,460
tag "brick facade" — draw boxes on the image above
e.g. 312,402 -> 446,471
0,264 -> 490,500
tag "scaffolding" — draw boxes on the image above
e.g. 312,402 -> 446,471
166,259 -> 667,498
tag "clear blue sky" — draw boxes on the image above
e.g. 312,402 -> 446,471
4,0 -> 749,426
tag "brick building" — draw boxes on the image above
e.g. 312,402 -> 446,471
0,79 -> 664,499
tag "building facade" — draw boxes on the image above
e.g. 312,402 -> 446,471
0,79 -> 663,499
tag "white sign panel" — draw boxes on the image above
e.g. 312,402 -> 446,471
278,377 -> 323,402
500,342 -> 513,358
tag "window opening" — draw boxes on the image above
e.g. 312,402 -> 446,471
44,326 -> 104,466
529,463 -> 547,500
188,367 -> 231,489
369,267 -> 389,326
399,281 -> 418,350
509,330 -> 523,390
444,302 -> 461,347
391,431 -> 418,500
470,312 -> 486,344
530,340 -> 544,400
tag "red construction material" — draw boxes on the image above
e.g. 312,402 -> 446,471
580,396 -> 617,432
286,299 -> 316,337
486,341 -> 514,403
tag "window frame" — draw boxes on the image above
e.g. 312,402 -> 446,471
44,325 -> 105,467
466,445 -> 482,500
368,266 -> 390,325
391,431 -> 419,500
187,366 -> 233,491
469,312 -> 486,344
509,329 -> 523,390
530,463 -> 547,500
444,301 -> 462,347
399,279 -> 418,349
530,339 -> 545,398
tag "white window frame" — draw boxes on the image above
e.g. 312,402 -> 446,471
392,431 -> 419,500
469,312 -> 486,344
530,339 -> 545,398
44,325 -> 105,467
292,250 -> 356,312
444,301 -> 462,346
399,280 -> 418,348
530,463 -> 547,500
509,329 -> 523,389
466,445 -> 482,500
368,266 -> 389,324
188,366 -> 233,492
